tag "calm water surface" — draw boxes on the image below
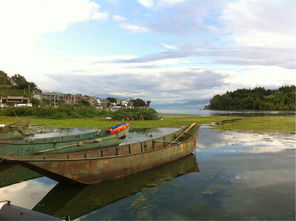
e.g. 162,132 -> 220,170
0,126 -> 295,220
158,108 -> 295,116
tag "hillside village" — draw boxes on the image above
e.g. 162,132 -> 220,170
0,70 -> 149,109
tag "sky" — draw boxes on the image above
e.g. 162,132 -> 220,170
0,0 -> 295,108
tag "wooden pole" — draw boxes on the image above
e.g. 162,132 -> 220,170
166,123 -> 196,148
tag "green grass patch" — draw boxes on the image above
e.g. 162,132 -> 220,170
112,108 -> 159,120
214,116 -> 295,134
0,115 -> 294,134
0,87 -> 31,97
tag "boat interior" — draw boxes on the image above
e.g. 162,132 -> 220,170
8,124 -> 198,161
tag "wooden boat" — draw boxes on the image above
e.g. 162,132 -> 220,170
0,120 -> 29,140
33,154 -> 198,219
0,200 -> 60,220
4,123 -> 199,184
0,124 -> 129,157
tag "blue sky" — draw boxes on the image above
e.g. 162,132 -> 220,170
0,0 -> 295,107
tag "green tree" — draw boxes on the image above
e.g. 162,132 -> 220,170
106,97 -> 117,103
81,100 -> 91,106
31,98 -> 41,107
11,74 -> 38,91
132,98 -> 146,107
0,70 -> 11,85
206,85 -> 295,110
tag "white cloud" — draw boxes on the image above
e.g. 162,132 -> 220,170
138,0 -> 188,8
156,0 -> 188,8
0,0 -> 295,106
221,0 -> 296,48
112,15 -> 126,21
119,22 -> 150,32
138,0 -> 154,8
0,179 -> 56,209
159,43 -> 179,50
225,65 -> 296,88
0,0 -> 107,36
0,0 -> 108,78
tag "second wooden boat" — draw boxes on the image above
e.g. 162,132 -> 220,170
4,123 -> 199,184
0,124 -> 129,157
0,120 -> 29,140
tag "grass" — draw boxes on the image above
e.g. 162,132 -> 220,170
0,86 -> 31,97
0,115 -> 295,134
214,116 -> 295,134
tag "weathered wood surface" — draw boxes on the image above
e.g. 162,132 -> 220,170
0,126 -> 129,157
33,154 -> 199,219
5,124 -> 199,184
0,120 -> 29,140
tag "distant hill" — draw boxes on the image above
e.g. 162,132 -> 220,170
0,70 -> 40,97
205,86 -> 296,111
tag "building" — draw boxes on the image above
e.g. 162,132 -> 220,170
41,92 -> 66,106
0,96 -> 30,106
41,92 -> 99,106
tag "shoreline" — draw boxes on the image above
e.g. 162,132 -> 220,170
0,115 -> 295,135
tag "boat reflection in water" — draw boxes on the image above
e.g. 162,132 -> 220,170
0,162 -> 41,188
33,154 -> 199,220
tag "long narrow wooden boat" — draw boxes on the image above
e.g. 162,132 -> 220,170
0,200 -> 60,220
0,120 -> 29,140
33,154 -> 198,219
4,123 -> 199,184
0,124 -> 129,157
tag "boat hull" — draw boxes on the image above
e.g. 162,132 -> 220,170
33,154 -> 198,219
7,124 -> 198,184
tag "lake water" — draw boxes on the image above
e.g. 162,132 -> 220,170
157,108 -> 296,116
0,126 -> 295,220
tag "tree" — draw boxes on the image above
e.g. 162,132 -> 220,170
31,98 -> 41,107
106,97 -> 117,103
42,99 -> 51,106
206,85 -> 296,111
132,98 -> 146,107
81,100 -> 91,106
11,74 -> 28,89
11,74 -> 38,90
0,70 -> 11,85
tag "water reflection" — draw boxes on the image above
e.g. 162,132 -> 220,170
27,127 -> 97,139
124,127 -> 179,144
0,178 -> 56,209
0,126 -> 294,220
157,108 -> 295,116
33,154 -> 198,220
0,162 -> 41,188
198,125 -> 296,153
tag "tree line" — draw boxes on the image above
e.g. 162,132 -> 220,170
205,85 -> 295,110
0,70 -> 39,91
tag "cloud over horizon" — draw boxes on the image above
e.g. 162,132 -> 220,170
0,0 -> 295,106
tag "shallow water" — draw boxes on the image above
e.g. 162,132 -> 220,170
0,126 -> 295,220
158,108 -> 295,116
27,127 -> 98,139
